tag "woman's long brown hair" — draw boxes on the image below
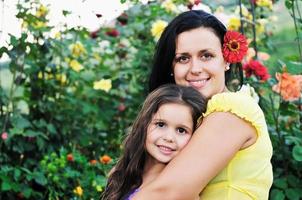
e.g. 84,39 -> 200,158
101,84 -> 207,200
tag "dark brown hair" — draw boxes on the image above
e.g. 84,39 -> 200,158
101,84 -> 207,200
149,10 -> 243,93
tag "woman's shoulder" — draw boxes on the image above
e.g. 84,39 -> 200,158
204,90 -> 266,134
206,91 -> 261,113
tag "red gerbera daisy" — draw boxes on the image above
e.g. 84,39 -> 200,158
222,31 -> 248,63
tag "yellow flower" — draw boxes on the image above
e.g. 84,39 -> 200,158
93,79 -> 112,92
151,20 -> 168,40
256,0 -> 273,9
69,60 -> 84,72
56,74 -> 67,84
96,185 -> 103,192
235,5 -> 252,21
227,17 -> 241,31
73,186 -> 83,196
21,21 -> 28,30
38,72 -> 43,79
93,52 -> 102,61
54,32 -> 61,39
36,5 -> 48,18
162,0 -> 177,13
33,21 -> 47,29
70,42 -> 86,57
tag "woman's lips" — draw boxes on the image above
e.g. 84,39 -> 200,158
188,78 -> 209,89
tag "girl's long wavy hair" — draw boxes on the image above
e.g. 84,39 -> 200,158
101,84 -> 207,200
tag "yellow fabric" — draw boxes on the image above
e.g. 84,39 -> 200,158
199,92 -> 273,200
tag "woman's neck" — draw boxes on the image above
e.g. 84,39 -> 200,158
141,157 -> 166,188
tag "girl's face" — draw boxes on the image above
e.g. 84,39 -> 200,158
145,103 -> 193,164
173,27 -> 228,98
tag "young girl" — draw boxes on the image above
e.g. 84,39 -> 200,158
101,84 -> 207,200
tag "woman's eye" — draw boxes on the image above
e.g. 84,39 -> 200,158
175,56 -> 189,64
156,122 -> 165,127
201,53 -> 213,61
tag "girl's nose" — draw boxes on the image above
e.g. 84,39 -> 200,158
162,129 -> 175,143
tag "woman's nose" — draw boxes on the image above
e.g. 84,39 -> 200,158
190,58 -> 203,74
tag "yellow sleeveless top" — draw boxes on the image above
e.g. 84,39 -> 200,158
199,92 -> 273,200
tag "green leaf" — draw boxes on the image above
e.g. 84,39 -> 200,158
14,168 -> 21,181
274,178 -> 288,189
285,188 -> 301,200
285,0 -> 293,9
292,145 -> 302,161
22,187 -> 32,198
285,61 -> 302,74
287,175 -> 301,187
12,115 -> 31,129
33,171 -> 47,186
270,189 -> 285,200
1,181 -> 12,191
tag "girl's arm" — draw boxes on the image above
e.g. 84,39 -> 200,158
132,112 -> 257,200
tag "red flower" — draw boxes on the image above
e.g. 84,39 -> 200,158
194,0 -> 201,5
117,13 -> 128,26
222,31 -> 248,63
106,29 -> 119,37
90,29 -> 99,39
67,153 -> 74,162
243,59 -> 270,81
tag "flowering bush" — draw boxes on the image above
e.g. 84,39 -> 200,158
0,0 -> 301,199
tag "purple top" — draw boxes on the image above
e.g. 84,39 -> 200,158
126,188 -> 139,200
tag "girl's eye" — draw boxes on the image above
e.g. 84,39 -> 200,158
177,127 -> 187,135
175,56 -> 189,64
155,122 -> 165,127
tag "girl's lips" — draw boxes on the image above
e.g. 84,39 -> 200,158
157,145 -> 175,155
188,78 -> 210,89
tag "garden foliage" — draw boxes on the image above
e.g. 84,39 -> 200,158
0,0 -> 301,199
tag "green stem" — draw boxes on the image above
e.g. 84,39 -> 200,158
292,0 -> 302,61
250,0 -> 258,58
238,0 -> 244,34
2,69 -> 16,132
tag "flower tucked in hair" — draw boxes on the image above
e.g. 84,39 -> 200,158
222,31 -> 248,63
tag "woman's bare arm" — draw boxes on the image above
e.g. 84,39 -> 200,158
132,112 -> 256,200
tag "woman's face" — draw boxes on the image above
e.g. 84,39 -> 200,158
173,27 -> 228,98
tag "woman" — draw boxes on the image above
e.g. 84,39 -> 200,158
132,10 -> 273,200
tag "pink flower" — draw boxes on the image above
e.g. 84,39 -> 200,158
1,132 -> 8,140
